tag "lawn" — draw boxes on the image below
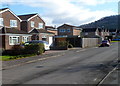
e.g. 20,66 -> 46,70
111,41 -> 120,42
0,54 -> 36,61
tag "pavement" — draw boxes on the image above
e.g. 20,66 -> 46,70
98,64 -> 120,85
2,48 -> 81,69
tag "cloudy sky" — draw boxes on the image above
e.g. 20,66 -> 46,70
0,0 -> 119,26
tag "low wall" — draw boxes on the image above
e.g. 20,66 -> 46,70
82,38 -> 102,48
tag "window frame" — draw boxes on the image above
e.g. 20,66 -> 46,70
38,23 -> 44,29
31,21 -> 35,27
22,36 -> 29,43
9,36 -> 20,45
10,20 -> 17,27
0,18 -> 3,26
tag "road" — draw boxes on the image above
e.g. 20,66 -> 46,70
2,42 -> 119,85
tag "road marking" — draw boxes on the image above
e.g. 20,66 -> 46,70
97,67 -> 117,86
76,49 -> 86,52
93,78 -> 97,81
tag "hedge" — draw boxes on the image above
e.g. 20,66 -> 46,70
2,43 -> 44,56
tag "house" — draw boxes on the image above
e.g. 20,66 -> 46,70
0,8 -> 31,50
109,29 -> 117,38
57,24 -> 82,37
81,28 -> 100,38
55,24 -> 82,47
18,13 -> 55,46
45,26 -> 58,35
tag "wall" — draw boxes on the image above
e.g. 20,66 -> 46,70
82,38 -> 102,48
1,10 -> 21,30
28,15 -> 45,32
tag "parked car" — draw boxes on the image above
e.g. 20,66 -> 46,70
99,40 -> 110,47
24,40 -> 50,51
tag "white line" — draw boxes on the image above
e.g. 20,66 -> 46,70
76,49 -> 86,52
97,67 -> 117,85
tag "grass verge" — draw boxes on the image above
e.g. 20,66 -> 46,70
0,54 -> 36,61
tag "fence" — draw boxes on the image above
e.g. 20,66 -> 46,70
82,38 -> 102,48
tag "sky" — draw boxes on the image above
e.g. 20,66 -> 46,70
0,0 -> 119,27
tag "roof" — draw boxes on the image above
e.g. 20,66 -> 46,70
0,8 -> 9,12
0,8 -> 22,22
45,26 -> 57,31
18,13 -> 45,23
30,29 -> 55,34
57,24 -> 76,29
82,28 -> 97,32
18,14 -> 37,20
0,27 -> 29,34
109,29 -> 117,32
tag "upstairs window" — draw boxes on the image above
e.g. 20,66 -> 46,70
60,29 -> 66,32
0,18 -> 3,26
10,20 -> 17,27
67,29 -> 71,32
31,21 -> 34,27
39,23 -> 44,29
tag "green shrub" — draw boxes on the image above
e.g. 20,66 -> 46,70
57,41 -> 68,47
3,43 -> 44,56
24,43 -> 44,55
12,45 -> 24,50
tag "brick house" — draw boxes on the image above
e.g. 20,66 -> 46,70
0,8 -> 31,50
57,24 -> 82,37
18,13 -> 55,45
81,28 -> 101,38
55,24 -> 82,47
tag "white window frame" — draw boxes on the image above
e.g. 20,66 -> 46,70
9,36 -> 20,45
22,36 -> 29,43
39,23 -> 43,29
10,20 -> 17,27
31,21 -> 35,27
85,32 -> 88,35
0,18 -> 3,26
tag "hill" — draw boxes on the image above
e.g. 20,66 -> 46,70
79,15 -> 119,30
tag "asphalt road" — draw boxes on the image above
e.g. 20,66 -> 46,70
2,42 -> 119,85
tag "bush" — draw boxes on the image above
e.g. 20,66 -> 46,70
2,43 -> 45,56
24,43 -> 44,55
68,44 -> 73,48
57,41 -> 68,47
12,45 -> 24,50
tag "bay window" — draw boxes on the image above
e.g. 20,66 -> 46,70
22,36 -> 29,43
9,36 -> 20,45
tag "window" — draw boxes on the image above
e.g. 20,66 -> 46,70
39,23 -> 43,29
9,36 -> 20,45
0,18 -> 3,26
10,20 -> 17,27
85,32 -> 88,35
60,29 -> 66,32
31,21 -> 34,27
22,36 -> 29,43
67,29 -> 71,32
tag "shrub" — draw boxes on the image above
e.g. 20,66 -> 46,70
68,44 -> 73,48
24,43 -> 44,55
3,43 -> 44,56
12,45 -> 24,50
57,41 -> 68,47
